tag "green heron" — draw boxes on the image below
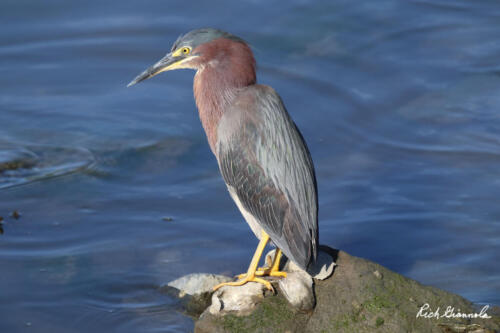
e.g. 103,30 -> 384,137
128,28 -> 318,291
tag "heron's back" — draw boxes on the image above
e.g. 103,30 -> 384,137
216,84 -> 318,270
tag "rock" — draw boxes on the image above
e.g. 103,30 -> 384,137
194,247 -> 500,333
161,273 -> 233,318
209,282 -> 266,316
278,271 -> 315,311
167,273 -> 232,297
261,247 -> 334,309
279,246 -> 336,280
10,210 -> 21,219
0,149 -> 37,172
309,248 -> 336,280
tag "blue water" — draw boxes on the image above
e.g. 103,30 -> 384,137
1,0 -> 499,331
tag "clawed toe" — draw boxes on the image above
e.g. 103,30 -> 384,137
213,274 -> 274,292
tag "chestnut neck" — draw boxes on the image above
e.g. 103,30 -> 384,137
193,38 -> 256,154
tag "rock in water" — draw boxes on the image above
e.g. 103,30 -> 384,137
0,149 -> 37,172
166,249 -> 335,319
195,248 -> 500,333
167,273 -> 232,297
162,273 -> 234,318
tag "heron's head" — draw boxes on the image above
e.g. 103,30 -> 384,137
127,28 -> 255,87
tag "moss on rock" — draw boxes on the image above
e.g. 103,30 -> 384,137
195,249 -> 500,333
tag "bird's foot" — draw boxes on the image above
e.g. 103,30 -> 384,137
237,267 -> 287,279
236,248 -> 288,279
213,273 -> 274,292
262,269 -> 287,278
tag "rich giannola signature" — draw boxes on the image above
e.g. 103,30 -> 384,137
416,303 -> 491,319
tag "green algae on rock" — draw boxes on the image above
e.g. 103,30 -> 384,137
194,248 -> 500,333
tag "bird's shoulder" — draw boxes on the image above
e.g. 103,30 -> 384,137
217,84 -> 286,144
232,84 -> 281,115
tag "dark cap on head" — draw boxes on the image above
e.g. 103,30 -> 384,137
171,28 -> 246,52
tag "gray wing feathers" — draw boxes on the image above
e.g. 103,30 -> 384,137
216,86 -> 318,270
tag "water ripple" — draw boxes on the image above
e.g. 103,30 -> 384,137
0,143 -> 94,189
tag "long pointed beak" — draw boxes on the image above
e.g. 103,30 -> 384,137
127,53 -> 185,87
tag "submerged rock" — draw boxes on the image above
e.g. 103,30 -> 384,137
162,273 -> 233,318
193,247 -> 500,333
10,210 -> 21,219
0,149 -> 37,172
167,273 -> 232,297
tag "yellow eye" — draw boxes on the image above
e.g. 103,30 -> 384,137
181,47 -> 190,55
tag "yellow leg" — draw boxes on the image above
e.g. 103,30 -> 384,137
213,232 -> 274,292
262,248 -> 287,278
238,248 -> 287,278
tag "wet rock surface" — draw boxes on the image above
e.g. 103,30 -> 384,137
160,273 -> 233,318
167,273 -> 232,297
185,247 -> 499,333
0,144 -> 94,189
0,149 -> 38,172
